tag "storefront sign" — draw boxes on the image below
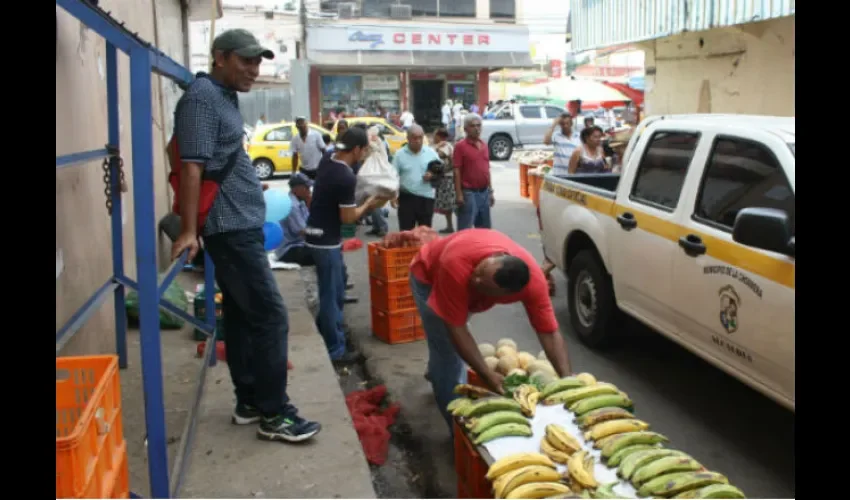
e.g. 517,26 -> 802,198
362,74 -> 399,91
309,25 -> 530,53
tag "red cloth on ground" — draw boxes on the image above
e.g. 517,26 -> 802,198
342,238 -> 364,252
345,385 -> 400,466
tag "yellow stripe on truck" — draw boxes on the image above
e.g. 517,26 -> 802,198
542,179 -> 795,290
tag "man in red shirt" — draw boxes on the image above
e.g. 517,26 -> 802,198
409,229 -> 573,427
452,113 -> 494,230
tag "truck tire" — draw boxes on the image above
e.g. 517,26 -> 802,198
488,135 -> 514,161
567,250 -> 620,349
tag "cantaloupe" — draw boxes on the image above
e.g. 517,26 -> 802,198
518,351 -> 536,370
478,343 -> 496,358
496,338 -> 518,351
496,345 -> 518,359
484,356 -> 499,371
527,359 -> 556,376
531,371 -> 557,386
497,354 -> 520,375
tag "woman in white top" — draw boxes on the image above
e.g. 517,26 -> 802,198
568,126 -> 609,174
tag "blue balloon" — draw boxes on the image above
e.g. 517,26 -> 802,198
264,189 -> 293,223
262,222 -> 284,251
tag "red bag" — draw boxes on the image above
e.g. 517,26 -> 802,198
167,136 -> 242,230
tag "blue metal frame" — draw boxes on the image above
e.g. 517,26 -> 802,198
56,0 -> 215,497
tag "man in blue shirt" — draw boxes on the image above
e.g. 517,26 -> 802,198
306,128 -> 386,365
392,124 -> 440,230
275,173 -> 313,265
170,29 -> 320,443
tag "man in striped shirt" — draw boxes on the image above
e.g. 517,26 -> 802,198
544,112 -> 581,177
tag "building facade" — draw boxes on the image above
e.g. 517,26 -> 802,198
568,0 -> 795,117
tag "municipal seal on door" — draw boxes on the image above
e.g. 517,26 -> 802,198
719,285 -> 740,334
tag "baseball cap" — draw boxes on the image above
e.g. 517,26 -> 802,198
334,127 -> 369,152
212,29 -> 275,60
288,172 -> 313,188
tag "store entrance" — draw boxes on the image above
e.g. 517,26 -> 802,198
411,79 -> 444,132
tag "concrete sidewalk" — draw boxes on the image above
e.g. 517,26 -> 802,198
120,271 -> 375,499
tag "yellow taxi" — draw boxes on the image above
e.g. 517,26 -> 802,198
247,122 -> 334,180
331,117 -> 427,157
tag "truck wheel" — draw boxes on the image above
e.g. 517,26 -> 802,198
567,250 -> 620,349
489,135 -> 514,161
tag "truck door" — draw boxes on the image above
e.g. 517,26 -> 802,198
610,129 -> 703,336
517,105 -> 549,145
671,134 -> 795,406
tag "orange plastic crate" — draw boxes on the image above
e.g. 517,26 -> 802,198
454,419 -> 493,499
529,173 -> 543,207
107,449 -> 130,499
369,276 -> 416,312
368,242 -> 420,281
56,355 -> 127,499
371,306 -> 424,344
519,163 -> 532,198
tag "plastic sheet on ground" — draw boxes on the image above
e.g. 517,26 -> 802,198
345,385 -> 400,466
480,404 -> 638,498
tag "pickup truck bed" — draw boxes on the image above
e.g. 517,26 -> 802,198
550,173 -> 620,194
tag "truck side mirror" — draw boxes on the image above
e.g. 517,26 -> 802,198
732,208 -> 794,257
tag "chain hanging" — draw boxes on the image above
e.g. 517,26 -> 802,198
102,145 -> 128,215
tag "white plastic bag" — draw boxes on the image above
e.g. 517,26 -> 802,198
355,127 -> 399,203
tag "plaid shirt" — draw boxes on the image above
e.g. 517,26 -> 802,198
174,73 -> 265,236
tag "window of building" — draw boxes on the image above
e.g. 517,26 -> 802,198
490,0 -> 515,19
357,0 -> 475,17
438,0 -> 476,17
630,131 -> 700,211
694,136 -> 795,235
320,74 -> 402,122
404,0 -> 438,16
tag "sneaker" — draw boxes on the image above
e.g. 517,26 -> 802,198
344,294 -> 359,304
232,403 -> 262,425
332,350 -> 363,367
257,414 -> 322,443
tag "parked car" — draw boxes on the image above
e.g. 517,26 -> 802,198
538,114 -> 795,411
480,102 -> 567,161
332,117 -> 426,157
247,122 -> 334,180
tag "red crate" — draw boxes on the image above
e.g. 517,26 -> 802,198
371,307 -> 424,344
467,368 -> 486,388
369,276 -> 416,312
454,419 -> 494,499
368,242 -> 420,281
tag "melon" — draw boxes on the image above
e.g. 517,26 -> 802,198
531,371 -> 557,386
518,351 -> 536,370
484,356 -> 499,371
496,345 -> 518,359
478,343 -> 496,358
497,354 -> 520,375
537,350 -> 548,361
527,360 -> 556,376
496,338 -> 518,351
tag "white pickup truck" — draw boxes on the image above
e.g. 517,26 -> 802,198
538,114 -> 795,411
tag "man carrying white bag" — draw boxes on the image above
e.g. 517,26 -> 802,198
355,126 -> 400,214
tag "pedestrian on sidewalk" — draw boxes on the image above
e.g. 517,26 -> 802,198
432,127 -> 457,234
453,114 -> 494,231
292,116 -> 326,180
392,124 -> 440,230
274,173 -> 314,266
306,127 -> 388,365
170,28 -> 321,443
409,229 -> 573,428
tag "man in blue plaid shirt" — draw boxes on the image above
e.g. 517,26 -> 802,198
170,29 -> 320,443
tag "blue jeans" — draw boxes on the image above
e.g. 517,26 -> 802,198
311,246 -> 346,360
456,189 -> 492,231
203,228 -> 295,417
410,274 -> 468,429
369,207 -> 388,233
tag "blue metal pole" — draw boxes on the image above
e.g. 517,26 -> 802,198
107,41 -> 129,370
203,252 -> 217,367
129,47 -> 170,499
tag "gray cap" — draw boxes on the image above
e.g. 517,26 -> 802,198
212,29 -> 275,60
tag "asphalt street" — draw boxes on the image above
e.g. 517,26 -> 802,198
268,160 -> 795,499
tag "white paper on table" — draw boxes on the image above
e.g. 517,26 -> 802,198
480,404 -> 638,498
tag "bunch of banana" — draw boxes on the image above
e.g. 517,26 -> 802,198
584,418 -> 650,442
487,452 -> 557,481
599,431 -> 669,459
591,482 -> 629,499
540,436 -> 572,464
569,393 -> 633,416
673,484 -> 746,499
454,383 -> 500,399
540,377 -> 587,400
575,407 -> 635,429
566,449 -> 598,490
473,422 -> 533,445
605,443 -> 662,467
630,456 -> 704,487
618,449 -> 688,480
504,482 -> 574,499
448,397 -> 474,416
485,452 -> 572,499
545,424 -> 583,455
514,384 -> 541,417
455,396 -> 523,418
465,411 -> 529,435
544,383 -> 620,406
636,471 -> 729,498
575,372 -> 597,385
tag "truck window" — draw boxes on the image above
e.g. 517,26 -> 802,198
544,106 -> 565,119
630,131 -> 700,211
519,106 -> 542,119
694,136 -> 795,235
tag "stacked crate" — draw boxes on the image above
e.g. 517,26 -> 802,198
519,162 -> 532,198
368,242 -> 425,344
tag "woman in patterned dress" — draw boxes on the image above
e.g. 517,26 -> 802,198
432,128 -> 456,234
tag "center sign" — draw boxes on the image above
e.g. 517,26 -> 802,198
308,25 -> 529,53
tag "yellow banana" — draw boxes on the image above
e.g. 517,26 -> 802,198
576,372 -> 597,385
584,419 -> 650,442
486,452 -> 557,481
505,482 -> 573,499
493,466 -> 530,498
527,391 -> 540,416
567,449 -> 598,489
540,436 -> 572,463
546,384 -> 620,406
574,407 -> 635,429
540,377 -> 587,399
545,424 -> 582,455
514,384 -> 538,417
498,465 -> 564,498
